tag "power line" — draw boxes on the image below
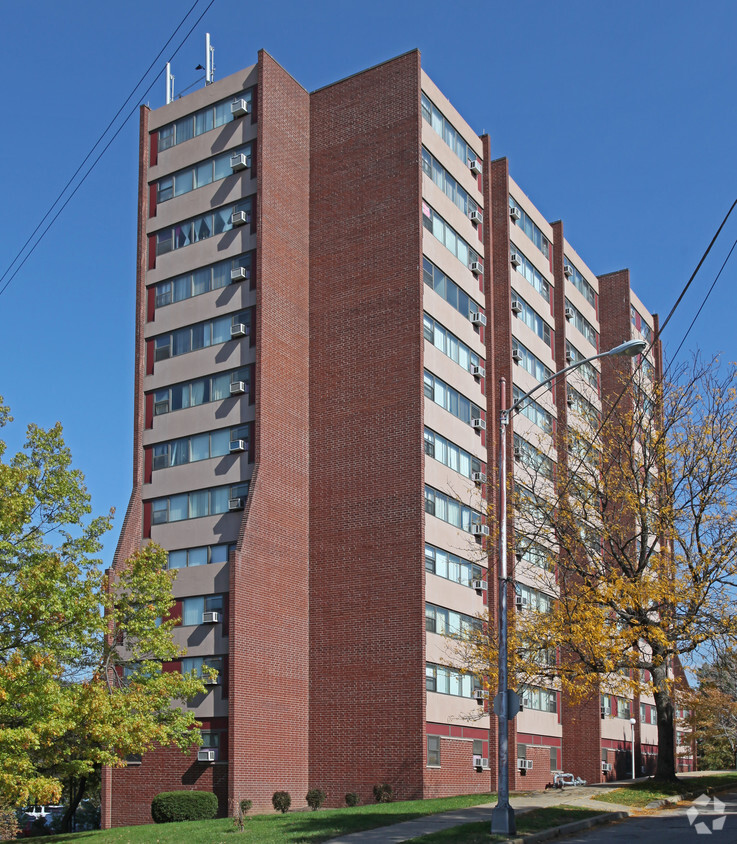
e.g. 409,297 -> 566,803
0,0 -> 216,300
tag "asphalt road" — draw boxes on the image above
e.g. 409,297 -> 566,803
560,789 -> 737,842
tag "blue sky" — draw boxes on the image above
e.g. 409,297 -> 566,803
1,0 -> 736,568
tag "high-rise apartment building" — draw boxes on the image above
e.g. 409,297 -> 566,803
102,49 -> 670,828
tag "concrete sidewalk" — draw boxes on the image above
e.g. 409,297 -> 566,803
323,784 -> 636,843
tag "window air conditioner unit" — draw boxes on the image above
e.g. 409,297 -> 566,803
471,418 -> 486,430
228,497 -> 244,511
470,311 -> 487,327
565,351 -> 574,363
230,323 -> 248,338
473,755 -> 490,769
563,263 -> 574,278
472,579 -> 487,592
469,159 -> 482,176
471,471 -> 487,484
469,209 -> 483,225
510,206 -> 521,222
232,210 -> 249,226
230,152 -> 250,171
471,364 -> 485,378
231,266 -> 249,282
515,595 -> 527,609
511,299 -> 523,314
512,349 -> 522,363
229,439 -> 246,453
469,260 -> 484,275
230,380 -> 246,396
513,445 -> 522,460
231,98 -> 250,117
566,396 -> 574,408
518,759 -> 533,770
471,524 -> 490,536
198,749 -> 217,762
510,252 -> 522,268
472,689 -> 489,702
202,611 -> 220,624
564,306 -> 574,321
602,761 -> 612,772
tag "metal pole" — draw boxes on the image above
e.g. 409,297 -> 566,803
631,717 -> 636,779
492,378 -> 515,835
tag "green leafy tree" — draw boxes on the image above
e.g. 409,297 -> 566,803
0,399 -> 206,827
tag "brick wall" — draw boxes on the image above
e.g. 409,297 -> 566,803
105,746 -> 227,827
424,736 -> 492,798
514,744 -> 553,791
228,50 -> 311,813
309,50 -> 426,807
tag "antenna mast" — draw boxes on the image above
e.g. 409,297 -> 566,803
165,62 -> 174,104
205,33 -> 215,84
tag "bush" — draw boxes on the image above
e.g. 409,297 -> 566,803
0,810 -> 18,840
373,783 -> 393,803
306,788 -> 327,811
272,791 -> 291,814
151,790 -> 218,823
345,792 -> 360,807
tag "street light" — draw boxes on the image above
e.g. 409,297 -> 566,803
491,338 -> 647,836
630,716 -> 637,780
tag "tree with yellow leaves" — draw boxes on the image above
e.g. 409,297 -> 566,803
0,399 -> 206,828
450,357 -> 737,783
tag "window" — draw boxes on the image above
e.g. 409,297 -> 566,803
200,731 -> 220,750
517,584 -> 553,613
565,342 -> 600,393
512,338 -> 553,384
424,486 -> 481,533
423,314 -> 481,375
425,543 -> 483,588
152,366 -> 252,416
427,735 -> 441,766
155,197 -> 253,256
422,148 -> 480,218
424,428 -> 482,480
516,542 -> 553,572
167,543 -> 234,569
567,386 -> 600,425
631,305 -> 653,342
511,244 -> 550,303
153,309 -> 252,363
426,662 -> 480,698
422,202 -> 481,270
423,258 -> 484,322
564,258 -> 596,308
182,594 -> 224,626
421,92 -> 481,172
565,298 -> 598,349
616,697 -> 632,719
150,482 -> 249,525
509,197 -> 551,261
153,424 -> 252,470
520,686 -> 557,713
425,603 -> 481,636
424,371 -> 483,426
181,655 -> 223,680
601,694 -> 612,716
513,295 -> 552,346
156,144 -> 253,203
513,385 -> 553,434
154,253 -> 253,308
513,433 -> 554,480
158,89 -> 253,151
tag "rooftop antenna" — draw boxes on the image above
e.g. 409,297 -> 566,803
165,62 -> 174,104
205,33 -> 215,84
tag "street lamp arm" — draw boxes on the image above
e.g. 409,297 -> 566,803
505,338 -> 646,419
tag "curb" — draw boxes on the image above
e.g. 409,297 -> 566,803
645,781 -> 737,810
504,811 -> 628,843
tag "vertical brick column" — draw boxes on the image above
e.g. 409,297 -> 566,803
309,50 -> 426,805
228,51 -> 311,812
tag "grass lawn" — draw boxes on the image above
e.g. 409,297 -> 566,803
593,772 -> 737,808
402,806 -> 609,842
38,793 -> 496,844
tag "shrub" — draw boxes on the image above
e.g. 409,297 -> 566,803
0,810 -> 18,841
232,799 -> 253,832
151,790 -> 218,823
272,791 -> 291,814
345,792 -> 360,807
373,783 -> 393,803
306,788 -> 327,811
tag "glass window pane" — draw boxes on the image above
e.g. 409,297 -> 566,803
210,486 -> 229,514
214,102 -> 229,127
188,490 -> 209,518
182,597 -> 203,626
211,316 -> 231,346
188,546 -> 208,567
195,162 -> 212,189
172,329 -> 191,357
190,433 -> 210,462
168,493 -> 188,522
175,116 -> 193,143
168,550 -> 187,569
194,215 -> 212,242
174,169 -> 193,197
213,153 -> 231,181
210,544 -> 229,564
210,429 -> 230,456
195,109 -> 214,135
